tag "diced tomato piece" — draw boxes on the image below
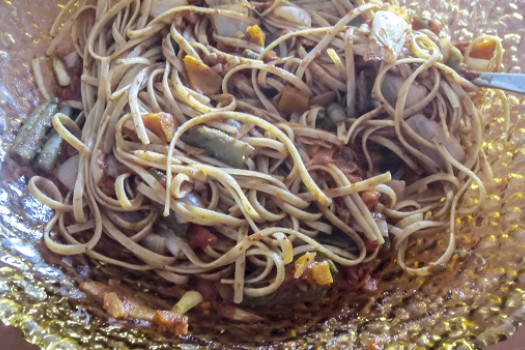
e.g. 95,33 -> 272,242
60,80 -> 81,101
412,18 -> 444,35
361,190 -> 381,209
122,297 -> 156,320
153,310 -> 189,335
82,279 -> 189,335
340,265 -> 368,291
188,225 -> 218,249
194,278 -> 219,301
310,152 -> 334,166
103,292 -> 128,318
217,42 -> 235,53
368,337 -> 389,350
263,54 -> 279,63
364,239 -> 379,253
80,281 -> 111,303
333,157 -> 358,174
182,10 -> 198,24
428,19 -> 444,34
363,276 -> 379,292
455,41 -> 470,53
411,18 -> 426,31
346,174 -> 363,183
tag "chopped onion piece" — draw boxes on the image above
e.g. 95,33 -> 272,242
62,51 -> 79,68
205,0 -> 243,6
273,5 -> 312,27
150,0 -> 188,18
163,232 -> 184,258
56,154 -> 79,191
180,192 -> 204,208
389,179 -> 406,201
368,11 -> 409,63
217,304 -> 264,322
381,73 -> 428,109
52,56 -> 72,86
141,234 -> 167,255
211,3 -> 251,38
406,114 -> 466,165
92,149 -> 106,186
465,57 -> 491,72
374,213 -> 389,237
397,212 -> 423,229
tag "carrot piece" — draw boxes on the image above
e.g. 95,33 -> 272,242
183,55 -> 222,95
294,252 -> 316,279
246,25 -> 265,46
361,190 -> 381,210
469,40 -> 496,60
311,261 -> 334,286
277,85 -> 309,116
142,112 -> 176,142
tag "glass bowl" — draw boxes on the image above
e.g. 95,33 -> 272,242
0,0 -> 524,348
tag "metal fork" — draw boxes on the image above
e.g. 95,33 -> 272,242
470,72 -> 525,94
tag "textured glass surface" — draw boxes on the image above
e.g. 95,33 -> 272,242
0,1 -> 524,349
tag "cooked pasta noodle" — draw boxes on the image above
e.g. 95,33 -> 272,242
28,0 -> 503,313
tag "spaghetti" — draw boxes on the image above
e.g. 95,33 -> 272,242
23,0 -> 503,325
